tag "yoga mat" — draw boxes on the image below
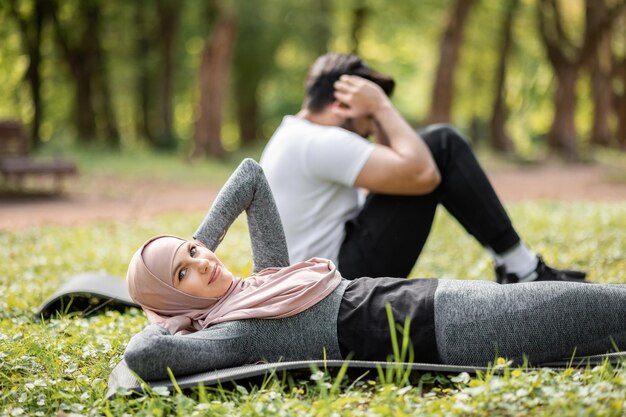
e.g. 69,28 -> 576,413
106,358 -> 492,399
105,351 -> 626,399
36,272 -> 139,319
35,273 -> 626,400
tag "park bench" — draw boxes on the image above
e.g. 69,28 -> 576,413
0,120 -> 77,192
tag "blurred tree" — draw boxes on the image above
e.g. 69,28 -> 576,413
155,0 -> 181,149
616,57 -> 626,150
134,0 -> 154,143
5,0 -> 625,157
611,39 -> 626,151
49,0 -> 120,147
7,0 -> 46,149
312,0 -> 332,55
192,1 -> 237,159
426,0 -> 477,125
589,0 -> 614,147
350,0 -> 368,55
613,23 -> 626,150
537,0 -> 625,159
489,0 -> 518,154
232,0 -> 286,145
134,0 -> 181,150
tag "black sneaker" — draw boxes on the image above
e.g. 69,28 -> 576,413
495,264 -> 508,284
496,256 -> 587,284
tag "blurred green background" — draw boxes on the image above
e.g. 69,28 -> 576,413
1,0 -> 625,163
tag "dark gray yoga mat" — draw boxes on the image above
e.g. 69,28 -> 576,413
36,272 -> 139,319
105,352 -> 626,399
105,359 -> 492,399
35,273 -> 626,400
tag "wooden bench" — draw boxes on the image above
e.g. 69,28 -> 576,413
0,120 -> 78,192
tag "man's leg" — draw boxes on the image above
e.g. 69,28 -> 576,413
417,125 -> 584,283
419,124 -> 522,253
337,190 -> 439,279
338,124 -> 520,279
338,124 -> 584,282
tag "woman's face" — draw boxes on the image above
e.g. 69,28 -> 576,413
170,240 -> 234,298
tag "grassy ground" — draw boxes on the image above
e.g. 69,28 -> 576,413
1,200 -> 625,416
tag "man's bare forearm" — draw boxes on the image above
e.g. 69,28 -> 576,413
334,75 -> 441,194
372,119 -> 391,147
373,101 -> 437,175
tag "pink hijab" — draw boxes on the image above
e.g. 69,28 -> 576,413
126,235 -> 342,334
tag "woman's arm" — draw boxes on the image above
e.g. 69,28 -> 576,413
123,287 -> 346,381
124,324 -> 254,380
193,158 -> 289,272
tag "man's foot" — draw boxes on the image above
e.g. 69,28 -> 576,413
496,256 -> 587,284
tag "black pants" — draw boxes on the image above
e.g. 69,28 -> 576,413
337,124 -> 521,279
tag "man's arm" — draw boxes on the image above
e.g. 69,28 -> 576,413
333,75 -> 440,195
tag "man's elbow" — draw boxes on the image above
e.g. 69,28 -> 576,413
414,166 -> 441,194
428,166 -> 442,191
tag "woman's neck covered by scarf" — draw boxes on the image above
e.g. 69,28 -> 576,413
142,258 -> 342,334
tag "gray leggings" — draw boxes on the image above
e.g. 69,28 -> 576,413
190,159 -> 626,366
435,279 -> 626,365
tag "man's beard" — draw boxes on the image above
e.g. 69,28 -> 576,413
340,118 -> 354,132
340,118 -> 369,138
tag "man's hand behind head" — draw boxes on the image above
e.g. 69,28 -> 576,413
332,75 -> 391,119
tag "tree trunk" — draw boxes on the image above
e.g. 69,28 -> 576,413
312,0 -> 331,56
590,33 -> 613,147
49,0 -> 116,144
28,2 -> 44,149
192,17 -> 238,159
232,0 -> 287,147
588,0 -> 613,147
8,0 -> 46,149
235,80 -> 262,145
548,65 -> 579,159
489,0 -> 519,154
537,0 -> 626,159
73,65 -> 98,142
83,2 -> 119,148
93,58 -> 121,148
156,0 -> 181,149
615,57 -> 626,150
134,0 -> 154,143
426,0 -> 476,125
350,2 -> 368,55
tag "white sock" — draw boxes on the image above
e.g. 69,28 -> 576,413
492,242 -> 538,279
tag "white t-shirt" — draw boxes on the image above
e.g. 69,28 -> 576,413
260,116 -> 375,264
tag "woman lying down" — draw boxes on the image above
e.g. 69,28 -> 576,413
124,159 -> 626,381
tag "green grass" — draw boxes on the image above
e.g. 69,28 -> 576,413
1,202 -> 626,416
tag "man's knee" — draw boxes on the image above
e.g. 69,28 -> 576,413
420,124 -> 472,156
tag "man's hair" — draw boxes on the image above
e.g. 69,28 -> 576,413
303,53 -> 395,112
